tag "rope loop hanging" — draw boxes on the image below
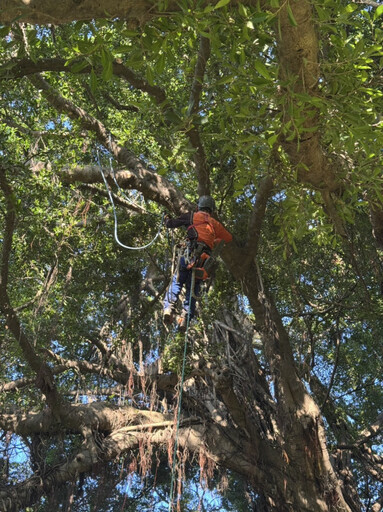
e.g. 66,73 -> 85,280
96,150 -> 164,251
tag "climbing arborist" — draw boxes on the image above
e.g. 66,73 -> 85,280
163,195 -> 232,332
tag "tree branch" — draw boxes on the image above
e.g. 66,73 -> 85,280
0,56 -> 169,111
0,0 -> 257,25
101,91 -> 139,113
28,73 -> 189,213
241,176 -> 274,270
0,167 -> 15,291
352,0 -> 382,7
186,35 -> 211,196
79,182 -> 147,214
43,349 -> 179,393
356,412 -> 383,445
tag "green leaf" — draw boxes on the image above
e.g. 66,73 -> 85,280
146,65 -> 154,86
240,48 -> 246,64
267,133 -> 278,146
287,5 -> 298,27
90,68 -> 98,93
122,29 -> 139,37
239,3 -> 248,17
114,45 -> 133,54
252,12 -> 270,23
214,0 -> 231,9
101,48 -> 113,81
254,60 -> 272,80
70,60 -> 89,73
78,40 -> 93,54
315,5 -> 327,21
374,5 -> 383,19
155,52 -> 166,74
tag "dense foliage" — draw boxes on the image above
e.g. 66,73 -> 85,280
0,1 -> 382,511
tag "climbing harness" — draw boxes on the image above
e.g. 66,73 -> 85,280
173,240 -> 211,282
168,274 -> 194,512
185,239 -> 225,281
185,241 -> 211,281
96,150 -> 164,251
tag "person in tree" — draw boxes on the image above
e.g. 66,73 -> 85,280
163,195 -> 232,331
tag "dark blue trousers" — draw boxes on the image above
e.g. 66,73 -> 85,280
163,257 -> 201,319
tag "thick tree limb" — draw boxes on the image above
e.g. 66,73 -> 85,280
0,402 -> 175,436
186,35 -> 211,197
2,56 -> 212,197
276,1 -> 341,193
61,164 -> 176,214
79,182 -> 147,214
28,73 -> 189,213
43,349 -> 179,393
0,0 -> 256,25
0,57 -> 167,102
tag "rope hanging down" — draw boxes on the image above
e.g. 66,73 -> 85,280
96,152 -> 164,251
168,271 -> 194,512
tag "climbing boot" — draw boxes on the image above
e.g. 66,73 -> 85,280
177,314 -> 188,333
163,307 -> 175,325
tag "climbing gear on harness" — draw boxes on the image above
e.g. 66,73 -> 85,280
198,195 -> 216,211
184,239 -> 226,281
187,253 -> 209,280
183,241 -> 211,281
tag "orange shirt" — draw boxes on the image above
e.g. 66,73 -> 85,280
165,211 -> 232,250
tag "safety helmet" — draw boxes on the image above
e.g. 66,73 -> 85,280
198,195 -> 216,212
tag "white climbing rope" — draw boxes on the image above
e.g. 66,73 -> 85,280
96,151 -> 163,251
